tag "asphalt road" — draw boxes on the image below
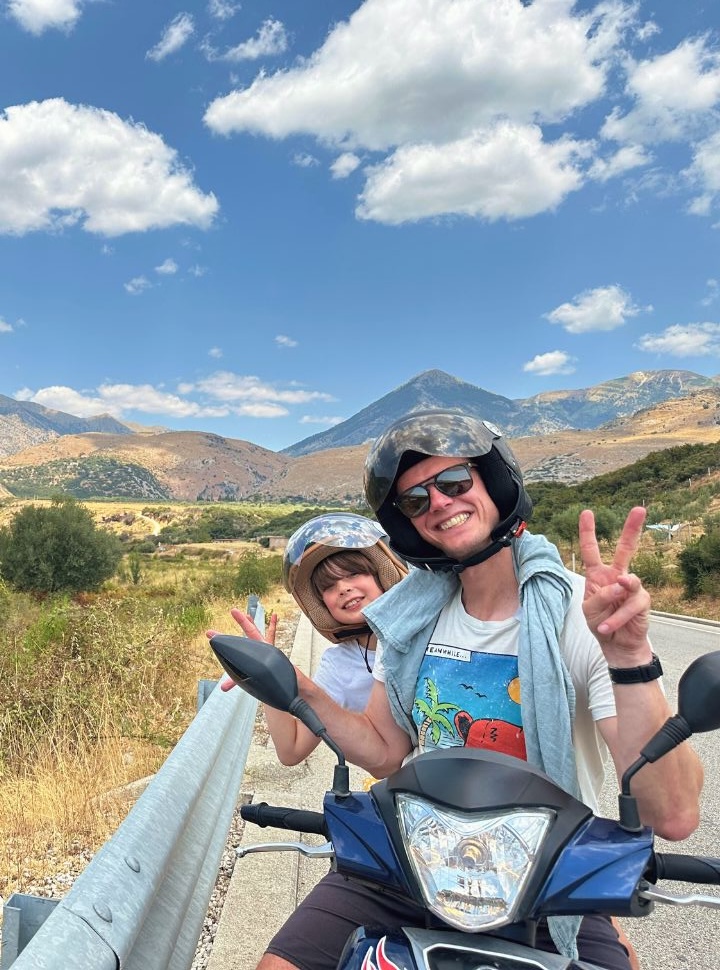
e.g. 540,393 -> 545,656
599,615 -> 720,970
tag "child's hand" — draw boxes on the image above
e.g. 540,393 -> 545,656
206,610 -> 279,692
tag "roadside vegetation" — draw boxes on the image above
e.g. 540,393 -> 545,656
0,513 -> 293,901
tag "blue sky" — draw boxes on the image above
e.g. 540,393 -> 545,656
1,0 -> 720,452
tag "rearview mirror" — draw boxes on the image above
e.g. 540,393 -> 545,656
209,634 -> 299,712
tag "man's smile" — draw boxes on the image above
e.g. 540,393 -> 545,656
438,512 -> 471,531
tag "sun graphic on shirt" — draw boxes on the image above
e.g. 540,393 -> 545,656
507,677 -> 521,705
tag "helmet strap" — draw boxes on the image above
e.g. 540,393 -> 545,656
450,519 -> 527,574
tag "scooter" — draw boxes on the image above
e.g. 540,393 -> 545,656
209,633 -> 720,970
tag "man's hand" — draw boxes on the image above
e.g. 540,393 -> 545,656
579,506 -> 651,664
205,609 -> 278,692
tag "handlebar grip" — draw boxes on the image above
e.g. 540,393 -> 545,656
653,853 -> 720,885
241,802 -> 328,837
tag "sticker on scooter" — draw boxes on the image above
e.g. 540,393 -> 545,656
360,936 -> 404,970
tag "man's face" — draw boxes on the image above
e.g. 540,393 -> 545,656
395,456 -> 500,561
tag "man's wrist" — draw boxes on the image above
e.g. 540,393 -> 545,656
608,652 -> 663,684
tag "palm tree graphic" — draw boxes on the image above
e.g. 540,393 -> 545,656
415,677 -> 460,747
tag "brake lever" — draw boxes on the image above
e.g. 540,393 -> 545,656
237,840 -> 334,859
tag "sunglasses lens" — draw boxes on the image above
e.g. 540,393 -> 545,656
395,487 -> 431,518
395,464 -> 474,518
435,465 -> 474,497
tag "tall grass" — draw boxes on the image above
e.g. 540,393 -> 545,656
0,547 -> 291,900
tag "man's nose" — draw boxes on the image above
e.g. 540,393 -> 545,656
426,482 -> 452,510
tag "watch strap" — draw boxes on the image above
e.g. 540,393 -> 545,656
608,652 -> 663,684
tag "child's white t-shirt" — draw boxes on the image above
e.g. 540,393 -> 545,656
313,639 -> 375,712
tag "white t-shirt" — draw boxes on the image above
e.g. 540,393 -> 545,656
375,572 -> 615,812
313,639 -> 376,712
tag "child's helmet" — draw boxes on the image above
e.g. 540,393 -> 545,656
282,512 -> 408,642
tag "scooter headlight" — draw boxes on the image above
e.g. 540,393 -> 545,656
396,794 -> 554,932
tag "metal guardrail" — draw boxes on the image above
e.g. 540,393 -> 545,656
1,601 -> 264,969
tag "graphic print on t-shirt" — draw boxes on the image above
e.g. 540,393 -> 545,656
413,645 -> 526,759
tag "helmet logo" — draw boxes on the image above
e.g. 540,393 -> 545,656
482,420 -> 503,438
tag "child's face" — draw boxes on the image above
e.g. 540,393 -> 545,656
320,571 -> 383,627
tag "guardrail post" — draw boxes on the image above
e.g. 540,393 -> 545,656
1,895 -> 59,968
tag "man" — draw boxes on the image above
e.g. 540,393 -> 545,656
246,409 -> 702,970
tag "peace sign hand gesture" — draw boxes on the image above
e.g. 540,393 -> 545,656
579,506 -> 652,666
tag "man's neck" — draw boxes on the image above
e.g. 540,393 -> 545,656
458,546 -> 519,621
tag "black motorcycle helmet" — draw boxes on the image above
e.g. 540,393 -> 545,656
364,409 -> 533,572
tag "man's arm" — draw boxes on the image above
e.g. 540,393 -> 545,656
298,674 -> 413,777
581,508 -> 703,840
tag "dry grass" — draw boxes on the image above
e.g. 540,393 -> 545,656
0,574 -> 297,903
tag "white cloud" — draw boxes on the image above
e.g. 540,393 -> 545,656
18,371 -> 338,423
545,284 -> 649,334
208,0 -> 239,20
330,152 -> 361,179
204,0 -> 627,148
636,20 -> 660,43
300,415 -> 344,426
0,317 -> 13,333
275,334 -> 298,348
204,0 -> 630,224
701,279 -> 720,308
155,258 -> 178,275
190,371 -> 334,405
358,124 -> 589,225
208,346 -> 223,358
146,13 -> 195,62
292,152 -> 319,169
0,99 -> 218,236
636,322 -> 720,357
203,18 -> 288,62
523,351 -> 577,376
684,130 -> 720,215
8,0 -> 84,34
124,276 -> 151,296
602,36 -> 720,145
589,143 -> 651,182
189,264 -> 207,277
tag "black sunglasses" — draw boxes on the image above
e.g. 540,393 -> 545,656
393,462 -> 476,519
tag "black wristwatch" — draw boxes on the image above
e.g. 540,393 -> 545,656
608,653 -> 663,684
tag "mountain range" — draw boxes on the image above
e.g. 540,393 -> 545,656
1,369 -> 719,503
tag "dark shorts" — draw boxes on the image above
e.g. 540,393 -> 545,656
266,871 -> 632,970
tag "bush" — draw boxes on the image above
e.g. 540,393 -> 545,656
632,551 -> 668,588
677,528 -> 720,598
234,550 -> 282,598
0,496 -> 123,594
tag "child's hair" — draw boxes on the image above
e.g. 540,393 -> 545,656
311,550 -> 380,600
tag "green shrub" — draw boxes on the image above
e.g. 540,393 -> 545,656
234,550 -> 282,598
677,528 -> 720,598
632,552 -> 668,588
0,496 -> 122,594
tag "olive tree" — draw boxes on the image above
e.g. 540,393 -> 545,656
0,496 -> 123,594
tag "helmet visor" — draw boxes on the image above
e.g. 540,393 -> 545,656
283,513 -> 386,593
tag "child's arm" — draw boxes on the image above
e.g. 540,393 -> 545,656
262,705 -> 321,765
214,608 -> 321,765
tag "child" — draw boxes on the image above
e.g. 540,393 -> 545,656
218,512 -> 407,765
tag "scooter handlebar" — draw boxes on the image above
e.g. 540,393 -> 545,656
653,853 -> 720,885
241,801 -> 328,837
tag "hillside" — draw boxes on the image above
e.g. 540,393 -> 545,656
2,378 -> 720,503
0,394 -> 132,457
0,431 -> 289,501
